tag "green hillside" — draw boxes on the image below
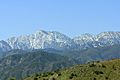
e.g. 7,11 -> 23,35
24,59 -> 120,80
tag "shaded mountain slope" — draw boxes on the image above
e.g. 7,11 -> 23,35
62,44 -> 120,64
0,50 -> 76,80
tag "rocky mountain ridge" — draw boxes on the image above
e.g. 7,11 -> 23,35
0,30 -> 120,53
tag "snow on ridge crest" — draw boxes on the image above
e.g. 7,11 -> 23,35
0,30 -> 120,52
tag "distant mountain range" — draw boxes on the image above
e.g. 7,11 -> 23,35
1,30 -> 120,55
0,30 -> 120,79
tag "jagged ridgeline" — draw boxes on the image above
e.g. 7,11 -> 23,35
1,31 -> 120,54
24,59 -> 120,80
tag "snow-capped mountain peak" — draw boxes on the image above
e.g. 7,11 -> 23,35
6,30 -> 73,50
0,30 -> 120,53
73,31 -> 120,49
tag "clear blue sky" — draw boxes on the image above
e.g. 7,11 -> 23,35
0,0 -> 120,40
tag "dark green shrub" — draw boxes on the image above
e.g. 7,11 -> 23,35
42,73 -> 48,77
93,78 -> 96,80
105,77 -> 108,79
48,72 -> 54,75
69,73 -> 77,79
89,63 -> 96,67
94,71 -> 104,75
58,73 -> 62,76
112,65 -> 117,70
102,65 -> 106,68
71,73 -> 77,77
69,76 -> 73,79
96,61 -> 100,63
34,77 -> 38,80
52,77 -> 56,80
35,73 -> 40,77
9,77 -> 16,80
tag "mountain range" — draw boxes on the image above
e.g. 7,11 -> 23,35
1,30 -> 120,56
0,30 -> 120,79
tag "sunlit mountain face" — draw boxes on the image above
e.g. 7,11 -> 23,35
1,31 -> 120,53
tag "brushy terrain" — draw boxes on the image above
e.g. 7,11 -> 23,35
24,59 -> 120,80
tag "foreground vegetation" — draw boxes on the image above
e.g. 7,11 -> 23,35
24,59 -> 120,80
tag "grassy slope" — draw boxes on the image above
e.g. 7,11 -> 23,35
24,59 -> 120,80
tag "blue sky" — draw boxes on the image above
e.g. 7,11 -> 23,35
0,0 -> 120,40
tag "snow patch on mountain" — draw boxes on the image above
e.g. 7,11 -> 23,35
7,30 -> 74,50
1,30 -> 120,52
